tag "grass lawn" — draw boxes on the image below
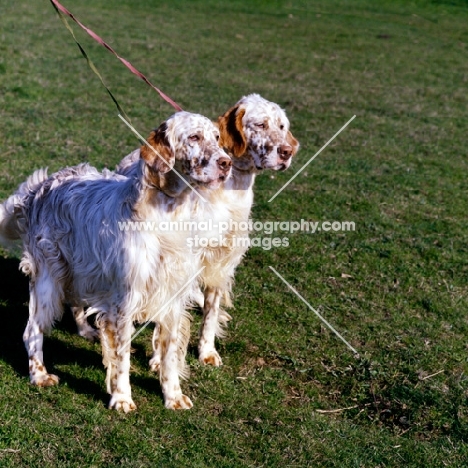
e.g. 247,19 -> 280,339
1,0 -> 468,466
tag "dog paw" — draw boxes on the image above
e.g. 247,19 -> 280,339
149,357 -> 161,372
165,394 -> 193,410
109,394 -> 137,413
149,354 -> 161,373
199,349 -> 223,367
32,373 -> 60,387
78,327 -> 100,343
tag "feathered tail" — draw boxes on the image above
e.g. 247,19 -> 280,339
0,168 -> 48,246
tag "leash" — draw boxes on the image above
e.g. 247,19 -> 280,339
49,0 -> 183,121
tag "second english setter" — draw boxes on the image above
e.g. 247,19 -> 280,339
195,93 -> 300,365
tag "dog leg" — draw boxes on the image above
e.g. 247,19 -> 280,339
198,286 -> 223,366
149,322 -> 162,372
99,312 -> 136,413
193,286 -> 205,309
23,280 -> 60,387
71,306 -> 100,342
159,315 -> 193,410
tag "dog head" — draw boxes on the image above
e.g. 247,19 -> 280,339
140,111 -> 232,193
218,94 -> 299,171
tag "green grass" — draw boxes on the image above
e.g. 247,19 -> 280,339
1,0 -> 468,466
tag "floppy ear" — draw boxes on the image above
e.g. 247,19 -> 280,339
218,105 -> 247,157
140,122 -> 175,174
286,130 -> 300,157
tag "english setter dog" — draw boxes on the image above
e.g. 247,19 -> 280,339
0,111 -> 231,412
191,93 -> 300,366
99,94 -> 299,369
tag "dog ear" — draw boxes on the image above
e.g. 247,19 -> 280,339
140,122 -> 175,174
218,106 -> 247,157
286,130 -> 300,157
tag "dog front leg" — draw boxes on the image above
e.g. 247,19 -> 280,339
149,322 -> 162,372
100,313 -> 136,413
159,316 -> 193,410
71,306 -> 100,342
198,286 -> 223,366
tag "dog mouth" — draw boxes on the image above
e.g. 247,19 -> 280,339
256,153 -> 282,171
206,178 -> 224,189
214,172 -> 230,184
191,172 -> 228,189
259,161 -> 281,171
262,157 -> 291,171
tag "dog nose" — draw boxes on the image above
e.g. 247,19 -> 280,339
278,144 -> 293,160
217,156 -> 232,172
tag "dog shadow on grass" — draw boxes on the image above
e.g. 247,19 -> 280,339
0,256 -> 165,407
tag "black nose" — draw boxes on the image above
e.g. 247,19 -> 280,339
217,156 -> 232,172
278,144 -> 293,160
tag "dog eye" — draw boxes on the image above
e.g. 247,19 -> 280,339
189,135 -> 200,142
255,123 -> 265,129
280,124 -> 285,130
215,135 -> 220,141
